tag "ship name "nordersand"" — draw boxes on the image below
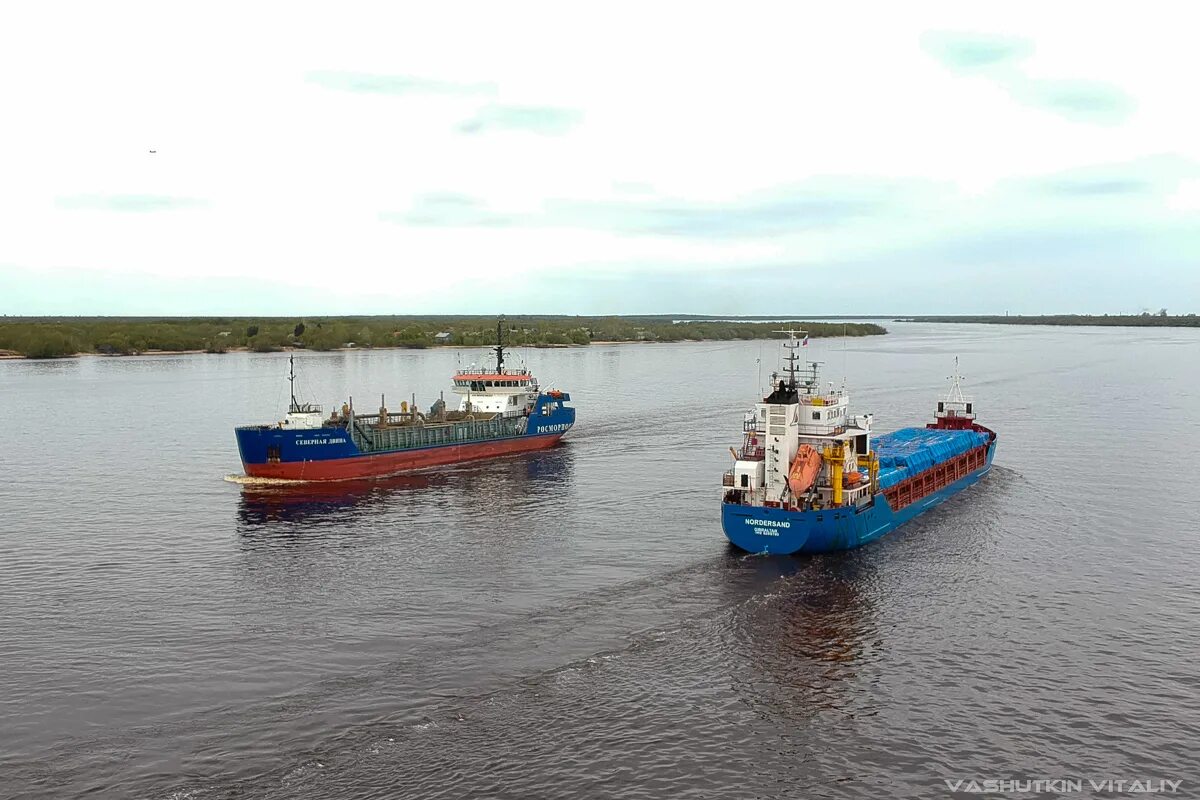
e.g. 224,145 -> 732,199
746,519 -> 791,528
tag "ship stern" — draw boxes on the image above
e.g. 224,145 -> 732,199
721,503 -> 811,555
234,424 -> 360,480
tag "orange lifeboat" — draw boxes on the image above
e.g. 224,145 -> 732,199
787,444 -> 823,495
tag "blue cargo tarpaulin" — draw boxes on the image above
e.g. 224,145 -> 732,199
873,427 -> 988,486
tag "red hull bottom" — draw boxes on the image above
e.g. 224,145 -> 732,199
243,433 -> 565,481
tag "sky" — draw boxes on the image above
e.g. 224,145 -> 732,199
2,2 -> 1198,316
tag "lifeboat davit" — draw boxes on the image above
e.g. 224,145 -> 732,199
787,444 -> 823,495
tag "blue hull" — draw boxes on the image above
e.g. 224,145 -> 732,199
235,392 -> 575,480
722,443 -> 996,555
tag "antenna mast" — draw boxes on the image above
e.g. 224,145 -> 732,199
947,356 -> 966,403
774,328 -> 806,390
492,315 -> 506,374
288,353 -> 299,413
842,322 -> 848,388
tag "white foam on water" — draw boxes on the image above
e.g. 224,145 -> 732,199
222,473 -> 303,486
162,790 -> 210,800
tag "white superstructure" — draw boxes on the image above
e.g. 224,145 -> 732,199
450,367 -> 540,417
723,331 -> 876,511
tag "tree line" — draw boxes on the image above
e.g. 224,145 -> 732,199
0,316 -> 887,359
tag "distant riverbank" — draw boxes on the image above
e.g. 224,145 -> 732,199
906,314 -> 1199,328
0,316 -> 887,359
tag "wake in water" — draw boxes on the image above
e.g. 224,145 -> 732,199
223,473 -> 308,486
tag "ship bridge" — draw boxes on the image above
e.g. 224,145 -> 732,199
451,368 -> 540,418
448,317 -> 546,417
451,369 -> 536,394
724,329 -> 876,513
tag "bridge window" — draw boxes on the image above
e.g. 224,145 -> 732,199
812,411 -> 821,420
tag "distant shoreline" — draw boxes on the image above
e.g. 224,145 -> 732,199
904,314 -> 1199,328
0,318 -> 887,360
0,334 -> 881,361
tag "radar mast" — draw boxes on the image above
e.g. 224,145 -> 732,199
492,315 -> 506,374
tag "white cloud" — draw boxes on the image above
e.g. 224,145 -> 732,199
1,1 -> 1198,314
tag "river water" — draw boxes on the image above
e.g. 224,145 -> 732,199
2,323 -> 1198,798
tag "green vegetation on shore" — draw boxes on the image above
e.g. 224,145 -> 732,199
0,316 -> 887,359
906,313 -> 1199,327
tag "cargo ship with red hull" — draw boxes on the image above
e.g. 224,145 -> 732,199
235,322 -> 574,482
720,331 -> 996,554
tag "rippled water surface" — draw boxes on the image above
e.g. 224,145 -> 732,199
2,323 -> 1199,798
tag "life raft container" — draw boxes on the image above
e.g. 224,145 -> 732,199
787,444 -> 823,495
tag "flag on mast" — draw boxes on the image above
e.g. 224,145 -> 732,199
802,334 -> 809,347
